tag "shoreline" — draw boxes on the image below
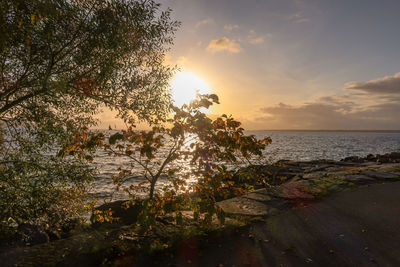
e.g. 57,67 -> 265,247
2,152 -> 400,266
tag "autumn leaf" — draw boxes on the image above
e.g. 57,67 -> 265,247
109,133 -> 124,145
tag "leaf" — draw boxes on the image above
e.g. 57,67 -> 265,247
57,149 -> 65,158
109,133 -> 124,145
209,94 -> 220,104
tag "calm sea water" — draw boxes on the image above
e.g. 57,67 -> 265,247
251,131 -> 400,162
89,131 -> 400,201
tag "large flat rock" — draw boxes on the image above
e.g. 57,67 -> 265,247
217,181 -> 314,217
216,189 -> 273,216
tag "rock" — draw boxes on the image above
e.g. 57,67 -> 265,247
295,161 -> 320,168
233,164 -> 299,186
91,200 -> 142,226
13,224 -> 49,246
269,181 -> 314,200
376,156 -> 391,163
277,172 -> 297,180
363,152 -> 400,164
340,152 -> 400,164
243,189 -> 273,202
307,164 -> 333,173
334,161 -> 360,166
303,171 -> 327,180
216,196 -> 270,216
216,188 -> 292,216
389,152 -> 400,159
342,156 -> 364,163
361,171 -> 399,180
360,162 -> 380,167
340,175 -> 376,184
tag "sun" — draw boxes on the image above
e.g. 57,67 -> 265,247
171,71 -> 212,107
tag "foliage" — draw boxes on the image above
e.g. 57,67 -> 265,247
0,0 -> 179,123
66,94 -> 271,228
0,0 -> 179,236
0,147 -> 93,236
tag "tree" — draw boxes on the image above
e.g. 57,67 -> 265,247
0,0 -> 179,236
67,94 -> 271,227
1,0 -> 179,124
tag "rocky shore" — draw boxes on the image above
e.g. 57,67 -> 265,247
218,151 -> 400,217
1,152 -> 400,266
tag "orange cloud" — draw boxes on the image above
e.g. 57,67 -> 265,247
206,37 -> 242,53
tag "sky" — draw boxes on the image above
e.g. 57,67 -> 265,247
100,0 -> 400,130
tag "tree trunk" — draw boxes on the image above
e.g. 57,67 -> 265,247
149,180 -> 156,199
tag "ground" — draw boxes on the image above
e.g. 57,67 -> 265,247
1,157 -> 400,266
190,182 -> 400,267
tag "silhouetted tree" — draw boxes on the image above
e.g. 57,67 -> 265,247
0,0 -> 179,236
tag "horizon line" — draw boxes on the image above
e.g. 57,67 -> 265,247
246,129 -> 400,132
92,127 -> 400,133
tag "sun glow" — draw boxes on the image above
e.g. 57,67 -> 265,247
171,71 -> 212,107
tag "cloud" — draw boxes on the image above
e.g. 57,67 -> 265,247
249,37 -> 265,45
247,30 -> 267,45
288,12 -> 309,23
195,18 -> 215,28
253,95 -> 400,130
244,72 -> 400,130
206,37 -> 242,54
345,72 -> 400,95
224,24 -> 239,32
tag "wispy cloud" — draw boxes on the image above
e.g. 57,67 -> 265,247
249,37 -> 265,45
253,72 -> 400,130
257,95 -> 400,130
206,37 -> 242,54
224,24 -> 239,32
288,12 -> 309,23
247,30 -> 267,45
345,72 -> 400,95
195,18 -> 215,28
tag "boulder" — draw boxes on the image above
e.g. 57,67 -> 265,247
342,156 -> 364,163
13,223 -> 49,246
376,154 -> 391,163
389,152 -> 400,159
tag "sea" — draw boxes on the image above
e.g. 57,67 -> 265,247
89,130 -> 400,202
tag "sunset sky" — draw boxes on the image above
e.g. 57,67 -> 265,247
101,0 -> 400,130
